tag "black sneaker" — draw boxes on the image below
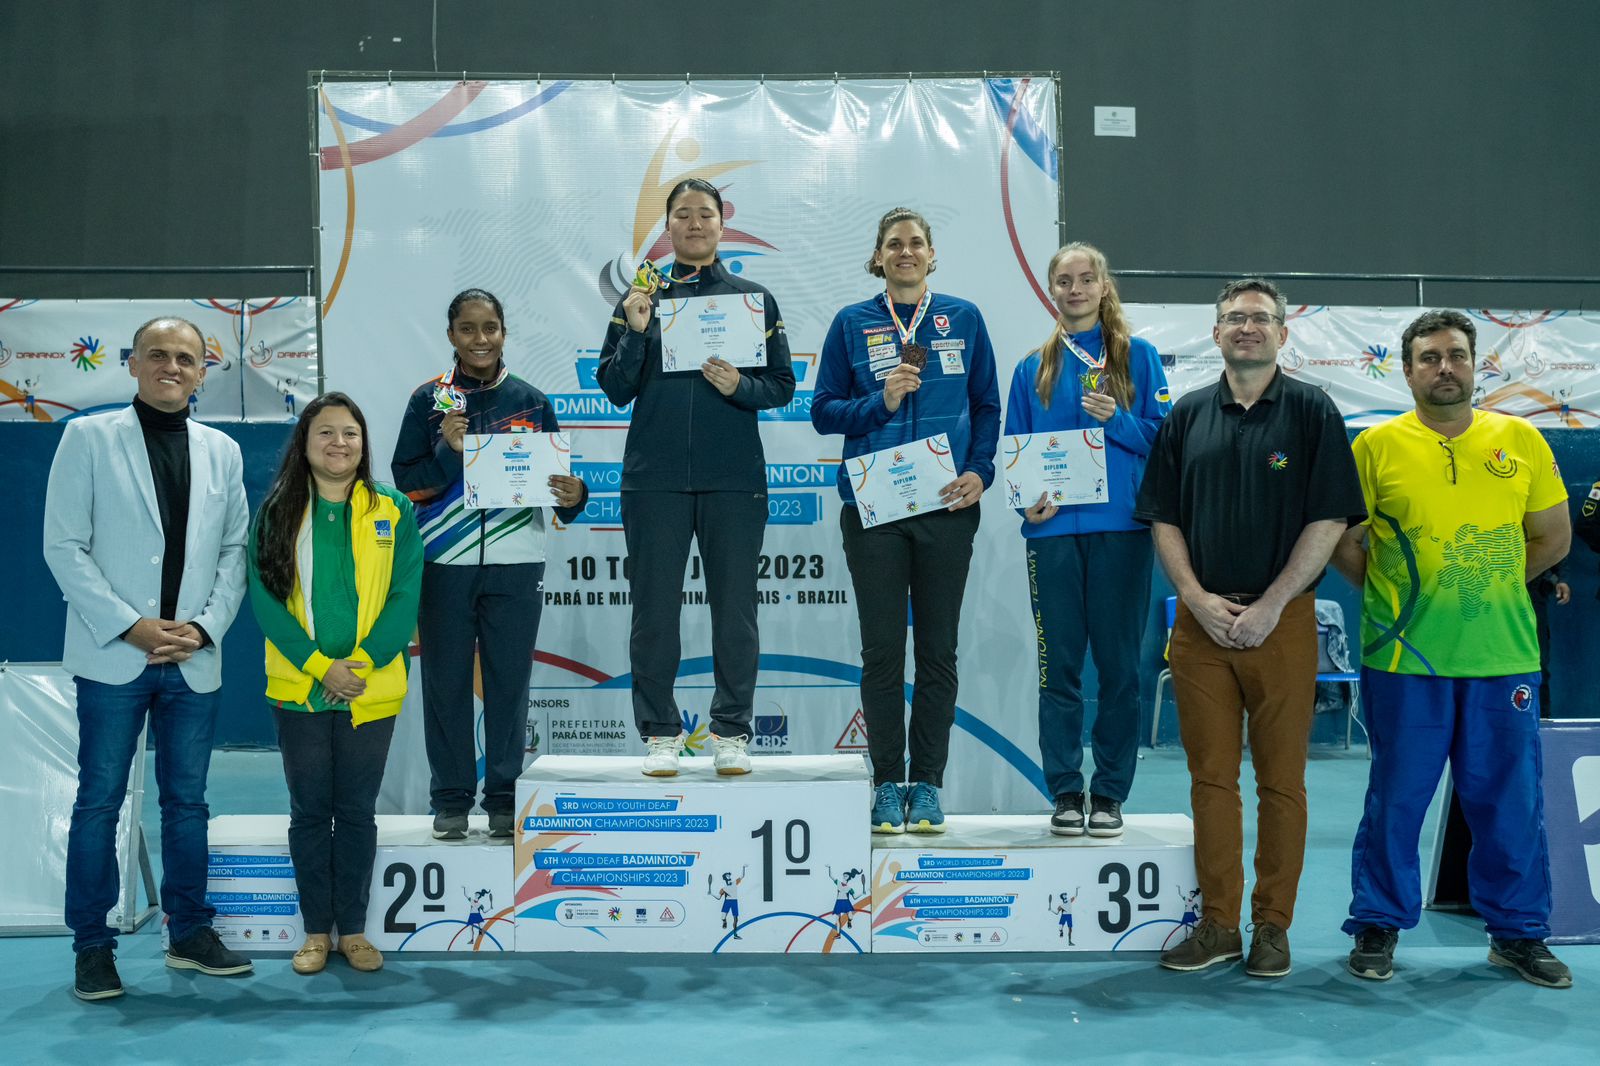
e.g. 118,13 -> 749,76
165,926 -> 253,976
73,945 -> 124,1001
1488,937 -> 1573,989
1087,795 -> 1124,838
432,811 -> 469,841
488,811 -> 514,839
1348,927 -> 1398,981
1050,792 -> 1085,836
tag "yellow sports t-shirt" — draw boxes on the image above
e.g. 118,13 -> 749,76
1354,410 -> 1566,677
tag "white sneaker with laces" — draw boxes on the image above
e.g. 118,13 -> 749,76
711,733 -> 752,776
642,734 -> 683,777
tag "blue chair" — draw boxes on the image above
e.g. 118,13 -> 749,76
1150,596 -> 1368,756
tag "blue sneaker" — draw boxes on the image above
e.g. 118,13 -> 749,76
871,782 -> 907,834
905,782 -> 945,833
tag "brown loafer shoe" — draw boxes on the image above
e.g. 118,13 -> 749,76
338,936 -> 384,973
1159,918 -> 1243,972
291,935 -> 330,975
1246,922 -> 1292,978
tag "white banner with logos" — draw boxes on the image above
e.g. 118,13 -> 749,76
0,298 -> 316,423
316,77 -> 1600,816
1129,303 -> 1600,425
320,77 -> 1063,815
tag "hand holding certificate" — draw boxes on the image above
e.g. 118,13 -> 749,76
1002,430 -> 1109,510
659,293 -> 768,372
463,431 -> 572,510
846,434 -> 960,528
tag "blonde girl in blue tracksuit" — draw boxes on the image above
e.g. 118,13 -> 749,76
1005,243 -> 1171,838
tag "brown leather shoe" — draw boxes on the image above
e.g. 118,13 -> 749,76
338,935 -> 384,972
1159,919 -> 1243,972
1246,922 -> 1292,978
291,935 -> 330,975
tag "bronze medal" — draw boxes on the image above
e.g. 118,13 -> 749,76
900,342 -> 928,370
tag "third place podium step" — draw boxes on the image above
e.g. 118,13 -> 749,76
870,815 -> 1197,953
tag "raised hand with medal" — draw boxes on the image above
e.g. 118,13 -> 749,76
1065,329 -> 1117,423
881,289 -> 930,415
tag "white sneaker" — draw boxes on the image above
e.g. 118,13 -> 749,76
642,734 -> 683,777
711,733 -> 752,776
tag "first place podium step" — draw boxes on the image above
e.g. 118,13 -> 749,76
514,755 -> 872,953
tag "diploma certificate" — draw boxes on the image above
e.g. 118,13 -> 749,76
659,292 -> 768,371
846,434 -> 957,528
1001,430 -> 1109,508
462,432 -> 571,510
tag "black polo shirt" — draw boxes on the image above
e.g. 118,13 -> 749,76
1133,369 -> 1364,596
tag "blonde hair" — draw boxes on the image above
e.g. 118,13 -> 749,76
865,207 -> 937,277
1035,243 -> 1133,410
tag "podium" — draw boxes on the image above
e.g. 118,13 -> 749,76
513,755 -> 871,953
870,815 -> 1197,952
204,815 -> 514,953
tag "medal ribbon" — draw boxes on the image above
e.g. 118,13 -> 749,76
885,289 -> 932,346
1062,327 -> 1105,370
442,359 -> 509,392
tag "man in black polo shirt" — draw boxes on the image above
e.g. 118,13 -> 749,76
1135,278 -> 1364,978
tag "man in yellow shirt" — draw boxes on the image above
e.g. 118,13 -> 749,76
1331,309 -> 1572,989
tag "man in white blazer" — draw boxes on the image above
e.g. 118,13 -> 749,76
44,318 -> 252,1001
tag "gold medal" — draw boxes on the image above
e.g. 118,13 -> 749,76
633,259 -> 669,295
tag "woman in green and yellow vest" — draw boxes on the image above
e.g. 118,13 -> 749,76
248,392 -> 422,975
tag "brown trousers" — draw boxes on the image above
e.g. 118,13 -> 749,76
1169,593 -> 1317,929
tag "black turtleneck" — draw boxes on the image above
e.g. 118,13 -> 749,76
133,396 -> 190,619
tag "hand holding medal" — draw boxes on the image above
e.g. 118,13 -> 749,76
1065,328 -> 1116,422
623,259 -> 665,333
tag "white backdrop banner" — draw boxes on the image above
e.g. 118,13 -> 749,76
315,77 -> 1598,815
320,77 -> 1064,814
1130,303 -> 1600,425
0,298 -> 316,423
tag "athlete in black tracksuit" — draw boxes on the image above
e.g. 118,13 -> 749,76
597,258 -> 795,740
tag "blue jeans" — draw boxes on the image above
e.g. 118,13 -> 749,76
66,664 -> 219,952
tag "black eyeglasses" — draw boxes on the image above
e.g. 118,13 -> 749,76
1439,439 -> 1456,485
1217,312 -> 1284,327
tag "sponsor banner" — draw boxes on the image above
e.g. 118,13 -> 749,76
870,815 -> 1196,953
1130,303 -> 1600,427
513,755 -> 870,952
0,298 -> 314,422
240,300 -> 320,421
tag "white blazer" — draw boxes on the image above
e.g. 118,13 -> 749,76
42,405 -> 249,691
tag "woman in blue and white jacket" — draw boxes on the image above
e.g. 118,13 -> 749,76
812,207 -> 1001,835
1005,243 -> 1170,840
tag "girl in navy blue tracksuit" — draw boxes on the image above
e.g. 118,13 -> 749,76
1005,243 -> 1171,838
812,207 -> 1001,834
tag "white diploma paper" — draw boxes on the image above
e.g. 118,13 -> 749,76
659,292 -> 768,371
1001,430 -> 1109,508
462,432 -> 571,510
846,434 -> 957,528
